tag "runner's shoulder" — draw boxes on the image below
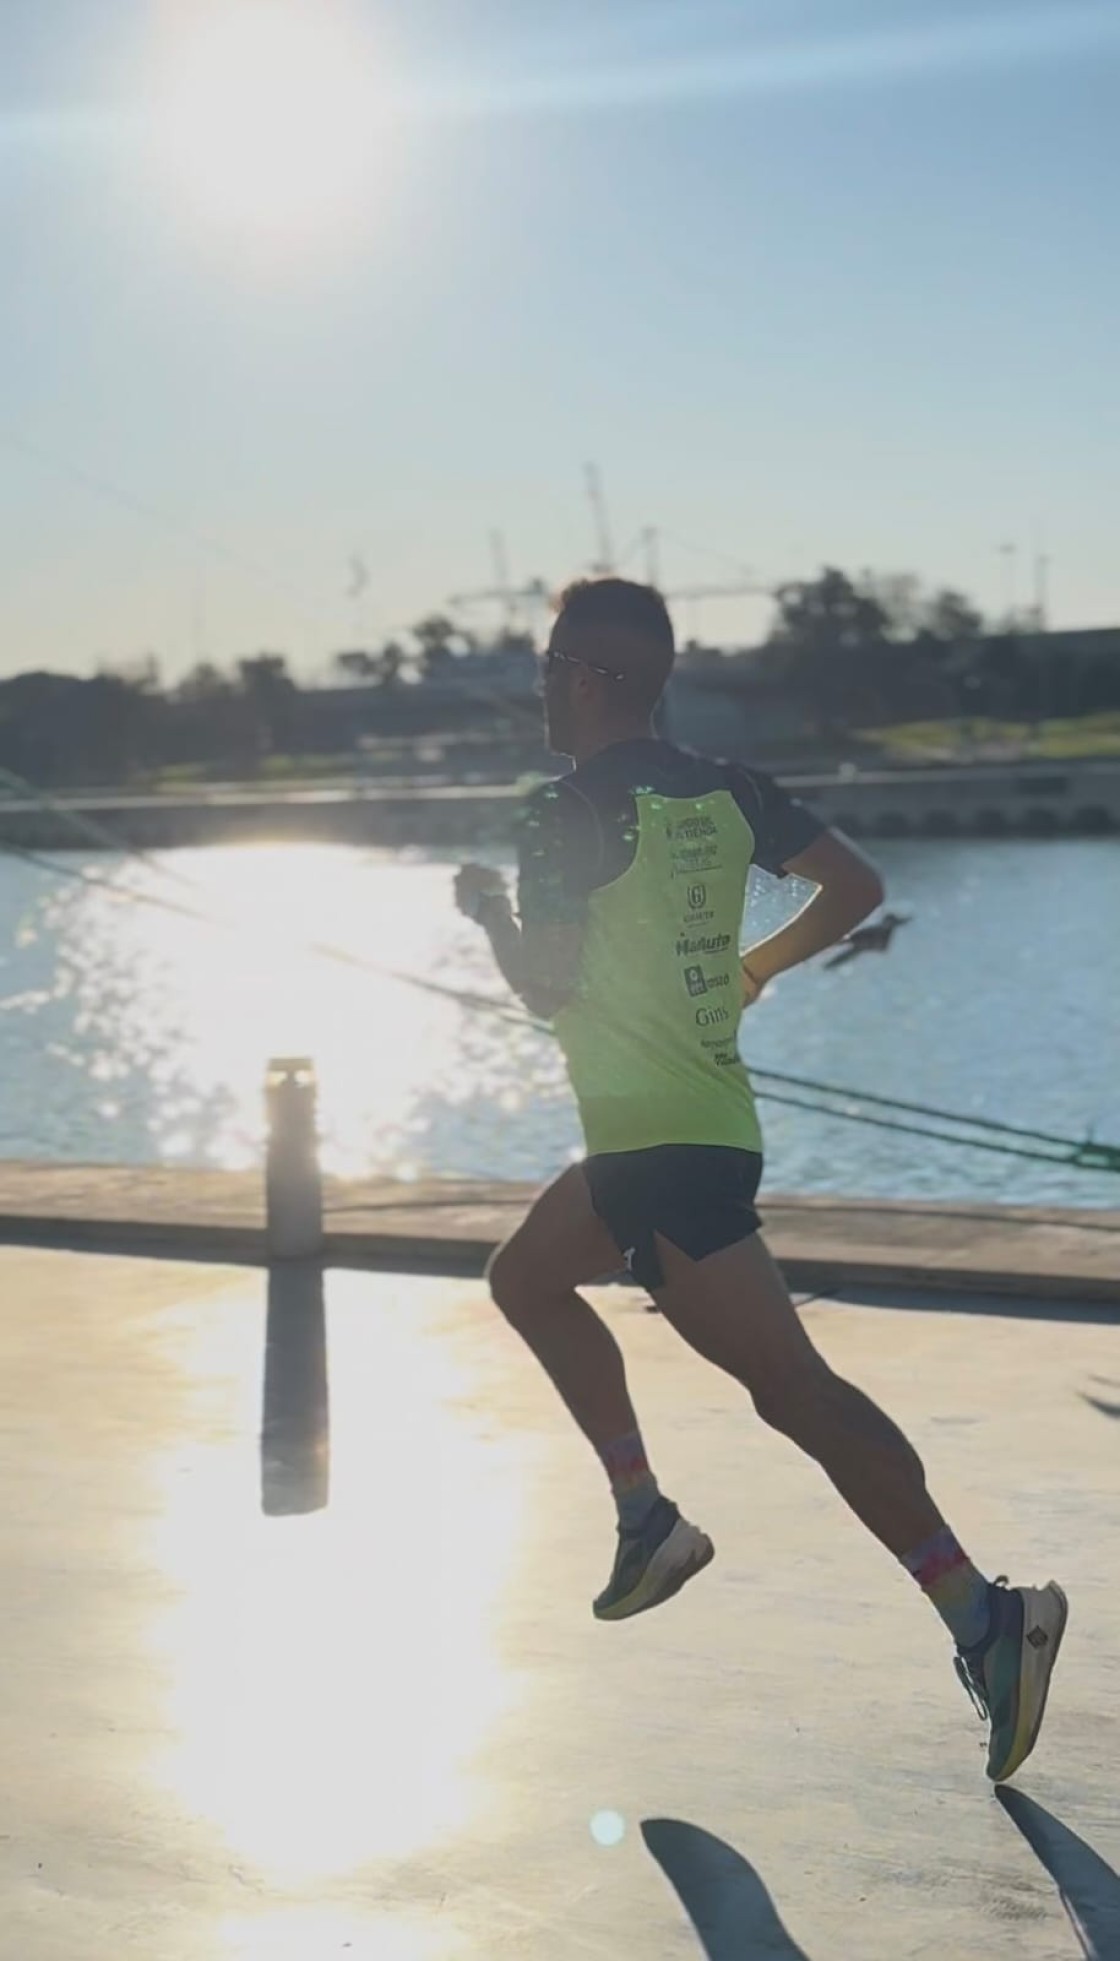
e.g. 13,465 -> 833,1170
517,773 -> 591,832
712,757 -> 827,869
627,742 -> 791,805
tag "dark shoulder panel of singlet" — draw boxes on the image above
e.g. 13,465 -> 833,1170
516,741 -> 825,925
563,740 -> 825,891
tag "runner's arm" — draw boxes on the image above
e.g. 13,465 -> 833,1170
455,780 -> 591,1019
741,830 -> 884,996
473,889 -> 584,1022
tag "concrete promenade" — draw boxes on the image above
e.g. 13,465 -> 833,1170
0,1247 -> 1116,1958
0,1161 -> 1117,1303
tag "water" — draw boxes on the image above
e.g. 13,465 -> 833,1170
0,838 -> 1116,1207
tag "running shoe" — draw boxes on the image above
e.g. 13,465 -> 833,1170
954,1577 -> 1069,1782
593,1497 -> 714,1622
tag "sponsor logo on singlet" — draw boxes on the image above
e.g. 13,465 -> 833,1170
672,842 -> 720,874
695,1003 -> 731,1027
684,966 -> 732,999
668,814 -> 718,842
675,931 -> 732,959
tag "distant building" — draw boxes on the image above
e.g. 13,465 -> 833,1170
663,668 -> 808,756
1013,625 -> 1120,665
666,624 -> 1120,754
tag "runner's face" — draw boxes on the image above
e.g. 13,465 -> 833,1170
540,619 -> 581,756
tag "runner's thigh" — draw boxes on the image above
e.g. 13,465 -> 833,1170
651,1230 -> 822,1392
489,1165 -> 626,1296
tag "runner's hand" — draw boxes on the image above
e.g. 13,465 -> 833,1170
455,863 -> 509,922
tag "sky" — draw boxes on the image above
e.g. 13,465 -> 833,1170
1,0 -> 1118,679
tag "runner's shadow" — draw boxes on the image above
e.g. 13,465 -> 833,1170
998,1789 -> 1120,1958
260,1261 -> 330,1516
643,1819 -> 813,1957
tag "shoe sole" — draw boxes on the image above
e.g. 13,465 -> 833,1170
594,1519 -> 714,1623
990,1581 -> 1069,1783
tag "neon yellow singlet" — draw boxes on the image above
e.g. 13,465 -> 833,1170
553,785 -> 762,1156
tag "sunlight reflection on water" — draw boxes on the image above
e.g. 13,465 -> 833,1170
0,838 -> 1116,1204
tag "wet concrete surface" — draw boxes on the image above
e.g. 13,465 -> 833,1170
1,1248 -> 1117,1958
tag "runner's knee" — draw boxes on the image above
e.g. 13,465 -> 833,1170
486,1239 -> 535,1322
749,1354 -> 835,1438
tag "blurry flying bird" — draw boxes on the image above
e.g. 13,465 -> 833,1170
346,554 -> 370,600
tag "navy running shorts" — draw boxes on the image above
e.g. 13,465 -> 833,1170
583,1143 -> 763,1292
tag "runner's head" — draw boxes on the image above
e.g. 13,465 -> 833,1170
542,577 -> 676,759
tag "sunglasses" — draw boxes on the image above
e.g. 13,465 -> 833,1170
541,647 -> 626,685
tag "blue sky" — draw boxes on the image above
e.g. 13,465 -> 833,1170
2,0 -> 1118,678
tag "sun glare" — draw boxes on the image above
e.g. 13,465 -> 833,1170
155,0 -> 387,244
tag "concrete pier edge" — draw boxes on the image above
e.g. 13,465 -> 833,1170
0,1163 -> 1116,1307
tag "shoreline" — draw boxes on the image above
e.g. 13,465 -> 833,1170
0,759 -> 1118,849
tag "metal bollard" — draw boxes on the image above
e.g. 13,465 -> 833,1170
264,1057 -> 324,1260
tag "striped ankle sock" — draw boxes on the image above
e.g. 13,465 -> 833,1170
599,1430 -> 661,1533
902,1525 -> 992,1649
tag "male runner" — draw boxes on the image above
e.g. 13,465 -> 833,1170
454,576 -> 1066,1783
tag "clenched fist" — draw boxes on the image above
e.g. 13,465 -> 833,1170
454,863 -> 510,923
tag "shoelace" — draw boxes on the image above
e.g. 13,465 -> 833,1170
953,1574 -> 1010,1723
954,1653 -> 989,1721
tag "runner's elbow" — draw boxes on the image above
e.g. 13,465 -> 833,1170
828,848 -> 885,919
520,982 -> 572,1021
814,860 -> 884,925
854,864 -> 886,915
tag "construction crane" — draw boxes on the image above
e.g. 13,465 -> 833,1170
448,495 -> 782,647
584,462 -> 615,574
614,520 -> 774,622
612,524 -> 663,586
665,580 -> 773,602
447,530 -> 551,632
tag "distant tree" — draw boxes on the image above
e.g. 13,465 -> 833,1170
919,588 -> 986,644
410,614 -> 474,678
854,578 -> 987,648
765,568 -> 1003,728
770,567 -> 892,654
333,649 -> 381,683
485,627 -> 538,660
176,661 -> 235,705
767,567 -> 897,733
857,572 -> 923,639
237,652 -> 296,697
170,661 -> 260,771
378,640 -> 406,687
333,642 -> 408,688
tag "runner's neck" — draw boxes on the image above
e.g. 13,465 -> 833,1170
569,722 -> 657,766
